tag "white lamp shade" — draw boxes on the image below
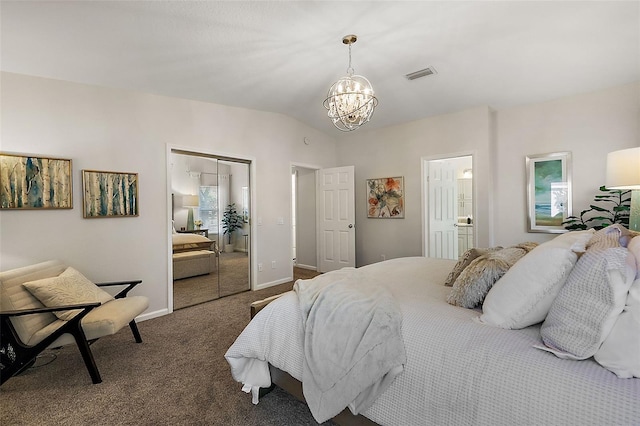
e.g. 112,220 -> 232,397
606,147 -> 640,189
182,194 -> 199,207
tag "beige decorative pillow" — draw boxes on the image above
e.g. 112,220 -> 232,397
447,246 -> 530,308
444,247 -> 502,287
23,267 -> 113,321
586,224 -> 626,251
512,241 -> 539,253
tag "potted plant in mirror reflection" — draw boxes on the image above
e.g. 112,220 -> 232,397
222,203 -> 243,252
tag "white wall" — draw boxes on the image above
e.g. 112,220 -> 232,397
0,72 -> 337,319
494,82 -> 640,246
2,71 -> 637,318
336,83 -> 639,266
336,107 -> 493,266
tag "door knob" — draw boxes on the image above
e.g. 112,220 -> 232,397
348,224 -> 354,228
453,223 -> 458,227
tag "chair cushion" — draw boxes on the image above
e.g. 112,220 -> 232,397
23,267 -> 114,321
0,260 -> 66,344
30,296 -> 150,347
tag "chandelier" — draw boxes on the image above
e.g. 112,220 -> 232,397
323,35 -> 378,132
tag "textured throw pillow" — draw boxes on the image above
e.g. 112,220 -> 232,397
447,246 -> 531,308
586,224 -> 628,251
23,267 -> 113,321
477,229 -> 595,329
594,277 -> 640,378
628,235 -> 640,276
443,247 -> 503,287
539,246 -> 636,360
594,236 -> 640,378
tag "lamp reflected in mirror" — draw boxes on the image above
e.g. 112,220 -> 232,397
183,194 -> 199,230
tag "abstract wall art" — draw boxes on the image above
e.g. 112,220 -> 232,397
0,153 -> 73,209
366,176 -> 404,218
526,152 -> 572,233
82,169 -> 138,218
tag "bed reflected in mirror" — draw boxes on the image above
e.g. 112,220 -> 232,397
170,150 -> 250,310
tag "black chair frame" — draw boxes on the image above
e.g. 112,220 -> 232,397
0,280 -> 143,386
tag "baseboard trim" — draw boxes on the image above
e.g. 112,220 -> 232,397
137,308 -> 169,322
294,264 -> 317,271
253,277 -> 293,291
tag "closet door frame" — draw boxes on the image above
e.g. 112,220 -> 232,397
166,144 -> 256,314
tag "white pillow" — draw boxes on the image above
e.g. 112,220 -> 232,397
627,235 -> 640,278
594,278 -> 640,378
594,236 -> 640,377
23,267 -> 113,321
538,247 -> 635,359
477,230 -> 594,329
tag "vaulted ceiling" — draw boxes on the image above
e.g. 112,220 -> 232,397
2,1 -> 638,134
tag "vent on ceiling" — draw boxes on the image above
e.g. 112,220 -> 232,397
405,66 -> 437,81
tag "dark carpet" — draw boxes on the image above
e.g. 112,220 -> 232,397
0,268 -> 330,426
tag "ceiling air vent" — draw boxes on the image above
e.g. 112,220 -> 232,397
405,66 -> 437,81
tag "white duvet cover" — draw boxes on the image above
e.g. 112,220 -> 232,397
225,257 -> 640,426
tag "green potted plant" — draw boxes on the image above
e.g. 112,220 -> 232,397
221,203 -> 243,252
562,186 -> 631,230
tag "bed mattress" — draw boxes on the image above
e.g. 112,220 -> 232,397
226,257 -> 640,426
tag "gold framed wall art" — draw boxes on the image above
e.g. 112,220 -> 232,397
0,153 -> 73,209
82,169 -> 139,218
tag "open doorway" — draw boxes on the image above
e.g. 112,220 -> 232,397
291,165 -> 318,275
170,149 -> 251,310
423,154 -> 474,260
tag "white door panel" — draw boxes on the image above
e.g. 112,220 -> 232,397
428,161 -> 458,259
318,166 -> 355,272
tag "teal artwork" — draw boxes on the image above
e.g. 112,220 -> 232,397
0,153 -> 72,209
82,170 -> 138,218
526,152 -> 571,233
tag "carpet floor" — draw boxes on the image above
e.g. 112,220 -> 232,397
0,268 -> 330,426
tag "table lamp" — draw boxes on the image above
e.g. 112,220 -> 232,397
606,147 -> 640,231
183,195 -> 199,230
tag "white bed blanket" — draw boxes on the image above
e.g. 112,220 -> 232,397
225,257 -> 640,426
294,269 -> 406,423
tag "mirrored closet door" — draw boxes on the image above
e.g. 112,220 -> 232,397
170,150 -> 250,310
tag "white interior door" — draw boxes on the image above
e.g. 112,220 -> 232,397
428,160 -> 458,259
317,166 -> 355,272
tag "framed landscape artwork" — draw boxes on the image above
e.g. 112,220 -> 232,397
526,152 -> 572,233
0,153 -> 73,209
366,176 -> 404,218
82,169 -> 139,218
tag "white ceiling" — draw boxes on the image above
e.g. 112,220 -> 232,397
1,1 -> 639,135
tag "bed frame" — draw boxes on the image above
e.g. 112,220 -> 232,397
250,295 -> 379,426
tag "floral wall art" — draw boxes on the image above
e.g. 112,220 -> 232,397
367,176 -> 404,218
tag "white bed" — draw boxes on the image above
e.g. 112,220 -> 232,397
226,254 -> 640,425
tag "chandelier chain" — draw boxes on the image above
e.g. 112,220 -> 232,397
347,43 -> 354,76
